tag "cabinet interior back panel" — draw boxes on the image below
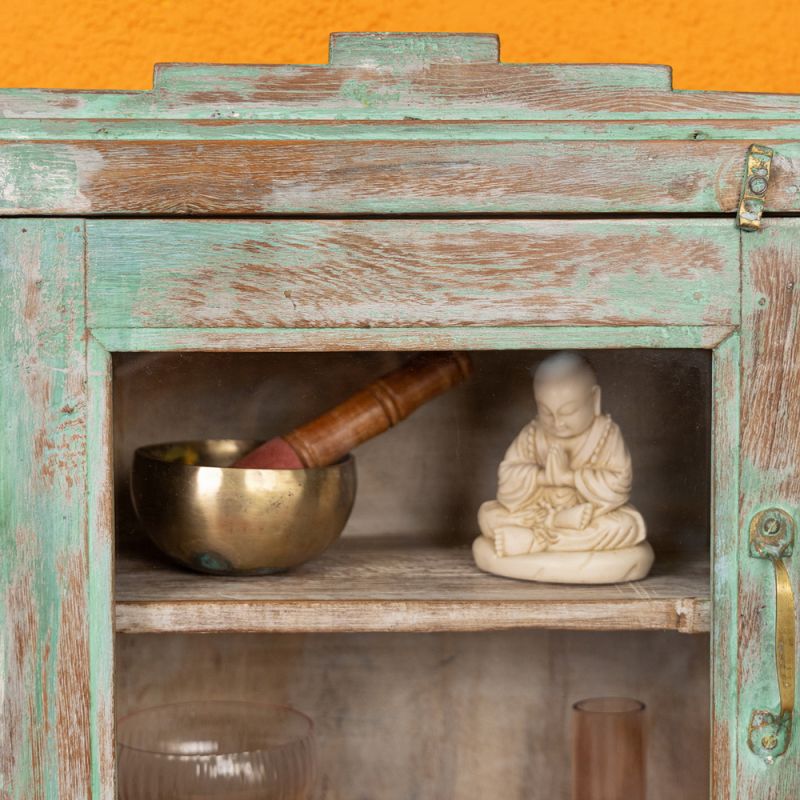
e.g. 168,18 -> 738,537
117,630 -> 710,800
113,348 -> 711,555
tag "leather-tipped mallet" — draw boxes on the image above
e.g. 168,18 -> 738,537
233,352 -> 473,469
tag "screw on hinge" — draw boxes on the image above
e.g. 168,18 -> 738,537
737,144 -> 774,231
750,508 -> 794,560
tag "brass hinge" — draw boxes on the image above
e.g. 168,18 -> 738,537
737,144 -> 774,231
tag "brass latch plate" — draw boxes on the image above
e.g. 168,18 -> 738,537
737,144 -> 774,231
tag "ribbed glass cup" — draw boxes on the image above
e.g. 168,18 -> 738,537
117,701 -> 315,799
572,697 -> 646,800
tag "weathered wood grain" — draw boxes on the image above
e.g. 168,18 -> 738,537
86,219 -> 739,329
150,62 -> 681,112
2,138 -> 800,215
115,537 -> 709,634
3,29 -> 790,797
5,119 -> 800,142
86,337 -> 115,800
711,333 -> 740,800
326,32 -> 503,67
738,221 -> 800,799
0,221 -> 91,799
92,324 -> 735,353
116,629 -> 710,800
2,62 -> 800,121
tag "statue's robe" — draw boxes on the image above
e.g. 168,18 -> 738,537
478,414 -> 645,554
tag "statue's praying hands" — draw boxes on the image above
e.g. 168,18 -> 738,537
475,352 -> 652,583
544,444 -> 571,486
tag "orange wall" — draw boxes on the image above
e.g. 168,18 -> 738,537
1,0 -> 798,93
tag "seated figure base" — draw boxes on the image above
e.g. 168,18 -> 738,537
472,536 -> 655,585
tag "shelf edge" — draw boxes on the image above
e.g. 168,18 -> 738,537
115,597 -> 710,635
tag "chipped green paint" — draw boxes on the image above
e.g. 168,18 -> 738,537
1,135 -> 798,216
86,335 -> 114,799
3,81 -> 800,121
0,30 -> 798,800
711,332 -> 741,799
5,119 -> 800,142
0,142 -> 92,213
0,30 -> 796,121
90,324 -> 734,354
328,33 -> 501,67
84,218 -> 740,330
737,221 -> 800,797
339,79 -> 406,109
0,220 -> 92,798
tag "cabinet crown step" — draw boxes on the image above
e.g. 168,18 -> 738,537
328,32 -> 501,67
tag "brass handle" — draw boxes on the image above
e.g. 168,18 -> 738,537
747,508 -> 796,763
774,560 -> 796,717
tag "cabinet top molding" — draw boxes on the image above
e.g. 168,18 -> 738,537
2,32 -> 800,216
2,31 -> 800,122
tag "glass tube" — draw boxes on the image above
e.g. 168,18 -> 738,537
117,701 -> 315,799
572,697 -> 646,800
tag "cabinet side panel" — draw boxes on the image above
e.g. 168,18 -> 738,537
739,221 -> 800,797
0,221 -> 91,798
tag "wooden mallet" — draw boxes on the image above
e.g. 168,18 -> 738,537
233,352 -> 473,469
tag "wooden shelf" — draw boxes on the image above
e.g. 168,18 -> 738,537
115,536 -> 709,635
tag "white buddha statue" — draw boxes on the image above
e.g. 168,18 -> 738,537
473,352 -> 654,584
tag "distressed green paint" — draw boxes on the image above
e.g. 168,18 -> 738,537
0,220 -> 91,798
153,61 -> 673,98
0,142 -> 92,214
0,31 -> 796,121
2,82 -> 800,120
90,324 -> 732,353
0,31 -> 797,799
86,336 -> 115,799
737,220 -> 800,797
711,332 -> 740,799
338,79 -> 406,109
327,33 -> 501,67
85,219 -> 740,329
5,119 -> 800,142
1,136 -> 798,216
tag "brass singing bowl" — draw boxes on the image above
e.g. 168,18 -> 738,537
131,440 -> 357,575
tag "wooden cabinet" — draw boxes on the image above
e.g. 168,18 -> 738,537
2,32 -> 799,799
